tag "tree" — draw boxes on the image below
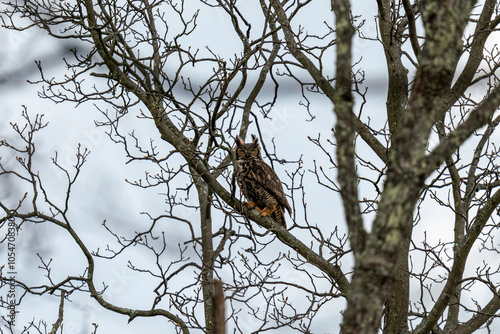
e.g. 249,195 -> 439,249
1,0 -> 499,333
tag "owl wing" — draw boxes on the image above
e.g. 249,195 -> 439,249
249,160 -> 292,214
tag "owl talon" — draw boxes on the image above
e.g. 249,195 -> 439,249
258,206 -> 275,217
245,204 -> 272,216
244,201 -> 257,209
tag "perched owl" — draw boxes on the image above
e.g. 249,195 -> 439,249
234,134 -> 291,227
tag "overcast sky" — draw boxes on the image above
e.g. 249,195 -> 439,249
1,1 -> 499,333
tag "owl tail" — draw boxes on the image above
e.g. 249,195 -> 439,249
271,206 -> 286,228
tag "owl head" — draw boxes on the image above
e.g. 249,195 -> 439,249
235,134 -> 262,160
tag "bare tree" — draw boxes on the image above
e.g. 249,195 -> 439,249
1,1 -> 499,334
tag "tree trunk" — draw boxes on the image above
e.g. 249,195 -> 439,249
341,175 -> 420,334
383,238 -> 411,334
194,174 -> 215,334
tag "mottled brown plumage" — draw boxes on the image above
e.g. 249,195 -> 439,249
234,134 -> 291,227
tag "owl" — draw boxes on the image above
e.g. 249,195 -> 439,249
234,134 -> 291,227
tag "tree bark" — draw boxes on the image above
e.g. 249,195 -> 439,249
194,174 -> 216,334
341,175 -> 420,334
383,239 -> 410,334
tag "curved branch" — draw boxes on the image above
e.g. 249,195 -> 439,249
412,187 -> 500,334
425,89 -> 500,178
455,289 -> 500,334
269,0 -> 387,163
450,0 -> 498,103
402,0 -> 420,58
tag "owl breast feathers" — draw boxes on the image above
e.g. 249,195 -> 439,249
234,134 -> 291,227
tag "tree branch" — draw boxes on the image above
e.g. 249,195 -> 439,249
330,0 -> 366,256
269,0 -> 387,163
455,289 -> 500,334
49,291 -> 65,334
413,187 -> 500,334
425,87 -> 500,177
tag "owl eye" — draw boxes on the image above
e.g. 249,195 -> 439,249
237,148 -> 244,156
251,149 -> 258,155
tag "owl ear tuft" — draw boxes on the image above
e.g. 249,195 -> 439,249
235,135 -> 244,147
251,134 -> 259,145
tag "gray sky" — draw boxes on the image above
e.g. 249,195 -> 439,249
1,1 -> 499,333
